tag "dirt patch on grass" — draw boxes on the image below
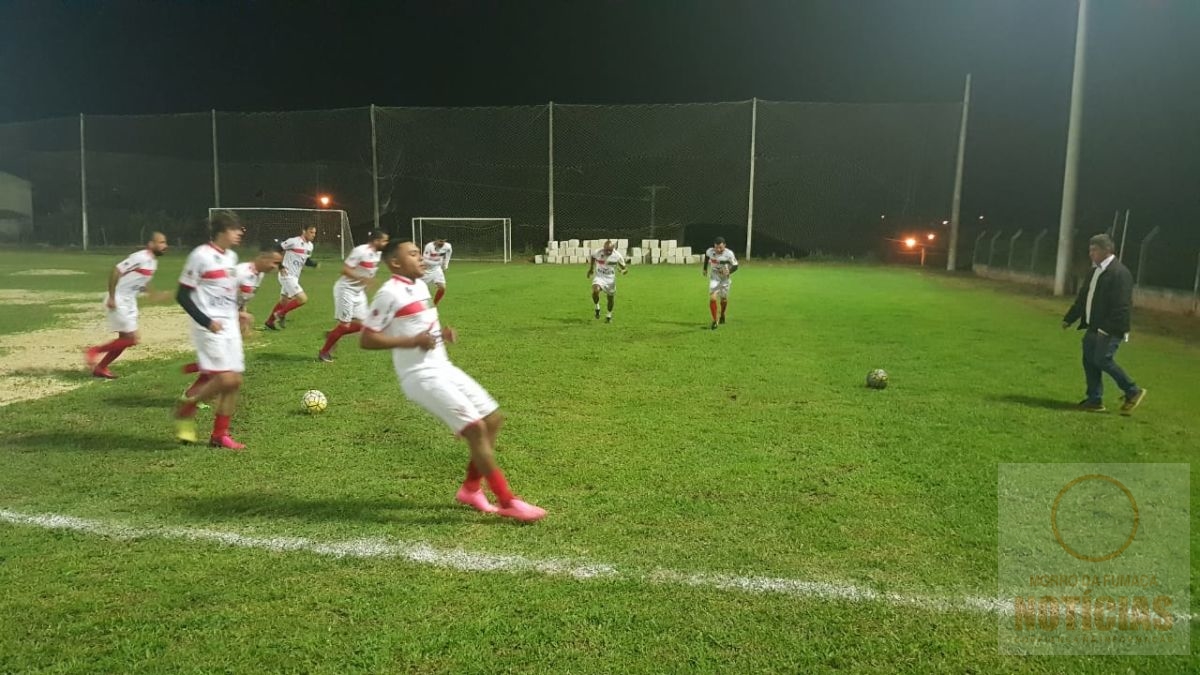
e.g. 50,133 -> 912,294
9,269 -> 88,276
0,290 -> 193,406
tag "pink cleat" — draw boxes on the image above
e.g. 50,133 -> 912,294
496,499 -> 547,523
84,348 -> 101,368
209,435 -> 246,451
455,486 -> 499,513
92,367 -> 117,379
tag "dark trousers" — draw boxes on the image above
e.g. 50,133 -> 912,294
1081,330 -> 1138,402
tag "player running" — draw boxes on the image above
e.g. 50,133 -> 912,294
318,229 -> 389,362
84,232 -> 169,379
587,239 -> 628,323
265,224 -> 317,329
173,211 -> 249,450
182,241 -> 282,399
421,238 -> 452,305
360,240 -> 546,522
702,236 -> 739,330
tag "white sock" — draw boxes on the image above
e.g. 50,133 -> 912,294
607,311 -> 612,318
595,303 -> 600,310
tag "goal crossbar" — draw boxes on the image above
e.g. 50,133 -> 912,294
211,207 -> 353,259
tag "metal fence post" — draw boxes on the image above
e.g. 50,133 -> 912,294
1007,229 -> 1024,268
1030,229 -> 1049,273
1135,225 -> 1161,287
987,230 -> 1003,267
972,230 -> 987,267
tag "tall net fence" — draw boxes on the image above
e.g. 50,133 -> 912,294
0,117 -> 81,245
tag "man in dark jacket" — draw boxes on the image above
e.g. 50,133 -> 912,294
1062,234 -> 1146,414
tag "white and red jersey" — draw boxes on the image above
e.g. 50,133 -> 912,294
113,248 -> 158,300
363,275 -> 450,378
590,249 -> 625,279
234,262 -> 265,308
705,247 -> 739,280
179,243 -> 240,323
335,243 -> 382,291
422,241 -> 452,272
280,236 -> 314,278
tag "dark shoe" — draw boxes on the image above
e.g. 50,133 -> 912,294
711,321 -> 718,330
317,352 -> 333,363
594,308 -> 600,319
1120,389 -> 1146,415
1076,399 -> 1106,412
719,315 -> 726,324
605,316 -> 612,324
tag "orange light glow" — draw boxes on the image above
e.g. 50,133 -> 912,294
905,237 -> 917,248
927,233 -> 936,241
318,195 -> 332,207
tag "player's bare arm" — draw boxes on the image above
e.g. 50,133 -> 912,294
360,328 -> 437,351
106,265 -> 121,309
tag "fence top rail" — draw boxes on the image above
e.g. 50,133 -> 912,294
211,207 -> 348,214
413,217 -> 511,221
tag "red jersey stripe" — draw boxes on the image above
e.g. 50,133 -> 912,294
134,268 -> 154,276
239,285 -> 254,293
201,269 -> 228,279
290,248 -> 306,254
359,261 -> 376,269
394,299 -> 431,317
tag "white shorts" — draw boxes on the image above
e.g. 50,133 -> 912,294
592,276 -> 617,296
708,276 -> 732,298
334,284 -> 369,323
105,295 -> 138,333
423,267 -> 446,287
279,275 -> 304,298
190,322 -> 245,374
401,364 -> 499,435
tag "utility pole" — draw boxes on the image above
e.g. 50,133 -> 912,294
643,185 -> 669,239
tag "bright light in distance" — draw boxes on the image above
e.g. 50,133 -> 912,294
318,195 -> 331,207
927,233 -> 936,241
905,237 -> 917,248
942,220 -> 949,225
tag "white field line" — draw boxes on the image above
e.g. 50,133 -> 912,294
1,509 -> 1191,621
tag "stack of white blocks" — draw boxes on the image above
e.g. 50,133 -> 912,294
535,239 -> 704,265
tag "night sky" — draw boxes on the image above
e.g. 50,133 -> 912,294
2,0 -> 1198,251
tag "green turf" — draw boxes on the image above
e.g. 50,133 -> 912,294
0,249 -> 1196,673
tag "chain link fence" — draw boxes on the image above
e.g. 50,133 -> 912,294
1,99 -> 975,265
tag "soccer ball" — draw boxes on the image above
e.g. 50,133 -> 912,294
866,369 -> 889,389
302,389 -> 328,414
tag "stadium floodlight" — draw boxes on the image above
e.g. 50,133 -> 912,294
317,195 -> 332,208
905,237 -> 917,249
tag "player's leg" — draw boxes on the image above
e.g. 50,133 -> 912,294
592,284 -> 602,319
719,280 -> 730,324
88,300 -> 140,376
708,279 -> 721,329
445,366 -> 544,521
209,373 -> 243,449
605,284 -> 616,323
433,282 -> 445,306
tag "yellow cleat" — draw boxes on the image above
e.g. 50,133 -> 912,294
175,418 -> 198,444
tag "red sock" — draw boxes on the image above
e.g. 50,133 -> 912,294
93,337 -> 135,355
463,462 -> 483,492
720,300 -> 727,317
182,362 -> 199,374
279,299 -> 303,316
484,469 -> 514,508
434,288 -> 445,305
709,300 -> 718,321
321,323 -> 361,354
212,414 -> 231,439
97,346 -> 129,369
185,374 -> 211,398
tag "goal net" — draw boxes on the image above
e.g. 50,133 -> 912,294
412,217 -> 512,262
210,208 -> 354,259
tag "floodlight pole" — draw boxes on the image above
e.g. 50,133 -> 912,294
79,113 -> 88,251
211,109 -> 220,208
947,74 -> 971,271
548,101 -> 555,246
643,185 -> 668,238
370,104 -> 380,229
746,97 -> 758,260
1054,0 -> 1091,296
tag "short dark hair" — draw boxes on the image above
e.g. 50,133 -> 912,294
381,238 -> 414,260
209,210 -> 242,239
1088,233 -> 1115,252
367,229 -> 388,242
713,236 -> 726,245
259,240 -> 283,254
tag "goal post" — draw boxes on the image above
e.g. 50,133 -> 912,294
209,207 -> 354,259
412,217 -> 512,263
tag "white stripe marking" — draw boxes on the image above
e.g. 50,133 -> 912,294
1,509 -> 1190,621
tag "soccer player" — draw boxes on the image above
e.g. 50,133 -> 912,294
181,241 -> 283,398
84,232 -> 169,379
587,239 -> 628,323
421,238 -> 452,305
173,211 -> 248,450
702,236 -> 739,330
319,229 -> 389,362
360,240 -> 546,522
265,224 -> 317,329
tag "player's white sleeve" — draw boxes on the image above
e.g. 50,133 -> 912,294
442,244 -> 452,269
729,252 -> 740,267
178,249 -> 203,288
116,252 -> 143,275
344,247 -> 365,268
362,291 -> 398,333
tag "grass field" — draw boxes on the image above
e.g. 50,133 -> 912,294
0,248 -> 1196,673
